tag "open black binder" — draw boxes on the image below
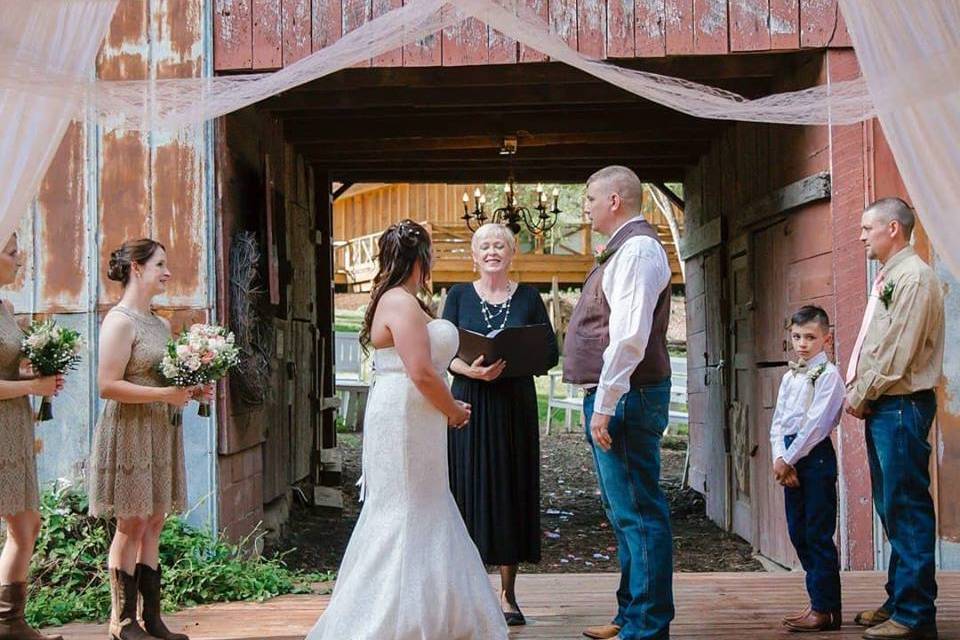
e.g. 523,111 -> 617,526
456,324 -> 554,378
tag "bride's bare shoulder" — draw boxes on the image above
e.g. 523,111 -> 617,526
378,287 -> 420,312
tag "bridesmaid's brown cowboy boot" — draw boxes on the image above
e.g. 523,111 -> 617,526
109,568 -> 157,640
0,583 -> 63,640
136,564 -> 188,640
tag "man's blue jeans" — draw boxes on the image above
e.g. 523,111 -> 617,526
865,390 -> 938,629
783,435 -> 841,613
584,380 -> 674,640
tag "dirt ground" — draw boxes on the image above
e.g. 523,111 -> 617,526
270,431 -> 761,575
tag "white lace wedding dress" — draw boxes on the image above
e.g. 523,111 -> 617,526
307,319 -> 509,640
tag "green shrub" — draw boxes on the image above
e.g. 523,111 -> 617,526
23,484 -> 328,628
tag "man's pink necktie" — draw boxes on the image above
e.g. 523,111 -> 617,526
846,272 -> 885,384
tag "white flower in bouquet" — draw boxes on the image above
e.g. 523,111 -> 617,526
159,323 -> 241,422
21,319 -> 84,421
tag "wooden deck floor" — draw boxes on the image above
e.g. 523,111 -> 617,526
44,571 -> 960,639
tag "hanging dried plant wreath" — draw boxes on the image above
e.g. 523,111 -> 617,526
229,231 -> 274,406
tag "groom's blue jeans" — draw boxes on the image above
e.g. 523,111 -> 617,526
865,390 -> 938,630
584,380 -> 674,640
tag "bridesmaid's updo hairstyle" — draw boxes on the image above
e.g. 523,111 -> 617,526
360,220 -> 433,352
108,238 -> 165,287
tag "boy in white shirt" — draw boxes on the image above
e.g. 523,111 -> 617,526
772,306 -> 845,633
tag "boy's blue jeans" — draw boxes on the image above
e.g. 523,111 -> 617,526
865,390 -> 938,630
783,434 -> 841,613
584,380 -> 674,640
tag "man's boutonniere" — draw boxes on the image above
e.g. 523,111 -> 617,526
879,281 -> 895,309
594,244 -> 614,265
806,363 -> 827,386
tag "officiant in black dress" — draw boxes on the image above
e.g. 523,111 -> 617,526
442,223 -> 559,627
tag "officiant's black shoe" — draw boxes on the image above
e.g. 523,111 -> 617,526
503,610 -> 526,626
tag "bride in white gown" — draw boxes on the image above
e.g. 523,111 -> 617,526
307,220 -> 509,640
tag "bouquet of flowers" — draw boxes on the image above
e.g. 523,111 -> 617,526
160,323 -> 240,423
21,320 -> 84,421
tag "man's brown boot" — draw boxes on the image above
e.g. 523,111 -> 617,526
583,623 -> 621,639
0,583 -> 62,640
855,608 -> 892,627
136,565 -> 188,640
785,609 -> 842,632
109,568 -> 157,640
862,619 -> 938,640
782,605 -> 812,625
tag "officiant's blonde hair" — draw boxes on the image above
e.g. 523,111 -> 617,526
471,223 -> 517,253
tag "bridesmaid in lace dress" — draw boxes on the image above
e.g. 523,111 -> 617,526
89,239 -> 209,640
0,232 -> 64,640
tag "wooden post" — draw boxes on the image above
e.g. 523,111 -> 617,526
314,169 -> 339,489
648,184 -> 686,280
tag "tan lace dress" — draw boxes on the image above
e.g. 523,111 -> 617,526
0,303 -> 39,515
89,306 -> 186,519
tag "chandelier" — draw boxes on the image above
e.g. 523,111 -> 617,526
461,178 -> 561,235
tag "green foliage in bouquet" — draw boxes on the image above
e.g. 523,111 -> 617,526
21,320 -> 83,376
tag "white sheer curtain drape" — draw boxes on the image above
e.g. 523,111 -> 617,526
840,0 -> 960,279
2,0 -> 958,280
0,0 -> 118,246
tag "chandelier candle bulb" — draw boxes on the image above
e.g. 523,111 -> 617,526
462,192 -> 469,215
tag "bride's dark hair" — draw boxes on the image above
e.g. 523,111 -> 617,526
359,219 -> 434,352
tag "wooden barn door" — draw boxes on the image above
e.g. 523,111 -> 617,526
727,235 -> 755,542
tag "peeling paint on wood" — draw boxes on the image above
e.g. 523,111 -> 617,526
283,0 -> 313,65
664,0 -> 694,55
577,0 -> 607,59
443,18 -> 489,66
800,0 -> 837,48
519,0 -> 548,62
253,0 -> 283,69
607,0 -> 635,58
635,0 -> 666,57
693,0 -> 727,54
214,0 -> 253,70
729,0 -> 769,51
488,24 -> 516,64
312,0 -> 342,50
343,0 -> 371,66
551,0 -> 578,49
769,0 -> 799,49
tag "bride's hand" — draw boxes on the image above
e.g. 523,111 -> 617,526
448,400 -> 471,429
467,356 -> 506,382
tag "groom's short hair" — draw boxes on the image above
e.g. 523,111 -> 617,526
790,305 -> 830,332
867,197 -> 916,240
587,166 -> 643,209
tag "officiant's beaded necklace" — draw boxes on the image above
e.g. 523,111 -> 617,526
477,282 -> 516,332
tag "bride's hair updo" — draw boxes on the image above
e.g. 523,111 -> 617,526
108,238 -> 165,287
360,220 -> 433,352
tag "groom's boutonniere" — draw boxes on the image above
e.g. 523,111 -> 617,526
806,363 -> 827,386
879,281 -> 895,309
594,244 -> 613,265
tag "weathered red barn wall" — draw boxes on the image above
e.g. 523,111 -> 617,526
683,48 -> 885,570
213,0 -> 851,71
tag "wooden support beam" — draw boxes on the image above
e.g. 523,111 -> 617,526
679,217 -> 722,260
285,110 -> 722,144
736,171 -> 831,229
331,181 -> 353,201
304,144 -> 705,164
652,181 -> 685,210
295,130 -> 718,155
324,166 -> 685,183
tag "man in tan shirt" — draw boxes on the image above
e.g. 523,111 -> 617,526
845,197 -> 944,640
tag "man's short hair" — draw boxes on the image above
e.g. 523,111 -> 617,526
586,166 -> 643,208
790,305 -> 830,332
867,197 -> 916,240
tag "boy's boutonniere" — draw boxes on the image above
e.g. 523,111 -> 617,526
806,363 -> 828,386
879,281 -> 895,309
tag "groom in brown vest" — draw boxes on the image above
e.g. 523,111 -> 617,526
565,166 -> 674,640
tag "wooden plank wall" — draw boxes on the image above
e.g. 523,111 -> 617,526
333,183 -> 481,240
214,0 -> 851,71
682,51 -> 843,567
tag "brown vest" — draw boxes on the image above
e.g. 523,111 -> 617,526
563,218 -> 671,387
